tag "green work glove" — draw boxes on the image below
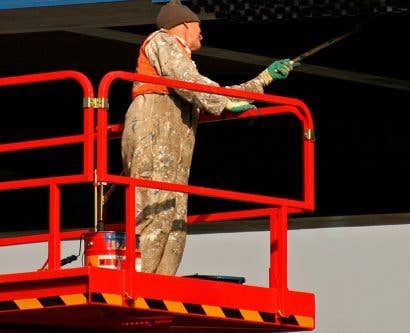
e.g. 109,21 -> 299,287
225,100 -> 256,113
260,59 -> 300,85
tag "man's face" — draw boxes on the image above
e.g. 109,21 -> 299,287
185,22 -> 202,51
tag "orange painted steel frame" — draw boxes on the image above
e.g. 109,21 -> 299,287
0,70 -> 315,332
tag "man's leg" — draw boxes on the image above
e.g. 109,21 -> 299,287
155,192 -> 188,275
137,188 -> 177,273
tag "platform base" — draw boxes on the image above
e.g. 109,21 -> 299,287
0,267 -> 315,332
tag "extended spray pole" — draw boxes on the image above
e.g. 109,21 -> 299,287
291,20 -> 365,64
292,30 -> 355,63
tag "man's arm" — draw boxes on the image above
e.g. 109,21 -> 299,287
146,32 -> 228,115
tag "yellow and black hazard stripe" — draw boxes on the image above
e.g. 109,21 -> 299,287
0,292 -> 123,312
0,293 -> 313,329
90,292 -> 123,305
0,293 -> 87,311
128,297 -> 314,328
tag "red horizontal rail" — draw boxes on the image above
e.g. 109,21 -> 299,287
0,229 -> 91,247
0,266 -> 90,284
105,174 -> 310,210
188,208 -> 276,224
98,71 -> 313,128
97,207 -> 304,229
0,134 -> 85,153
104,104 -> 305,139
0,174 -> 89,191
0,70 -> 93,97
187,207 -> 304,224
199,105 -> 304,123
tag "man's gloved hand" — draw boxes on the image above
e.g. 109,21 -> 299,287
268,59 -> 293,79
225,100 -> 256,113
260,58 -> 300,85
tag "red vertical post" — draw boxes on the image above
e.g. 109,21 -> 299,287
97,106 -> 109,179
125,182 -> 136,294
48,183 -> 61,270
83,106 -> 95,181
303,137 -> 315,210
269,206 -> 289,315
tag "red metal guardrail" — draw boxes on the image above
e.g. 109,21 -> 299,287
0,70 -> 316,331
0,71 -> 95,270
97,71 -> 316,289
0,70 -> 315,289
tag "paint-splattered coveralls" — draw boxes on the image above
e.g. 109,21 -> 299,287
121,30 -> 266,275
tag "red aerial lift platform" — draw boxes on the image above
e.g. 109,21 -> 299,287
0,266 -> 314,332
0,71 -> 316,332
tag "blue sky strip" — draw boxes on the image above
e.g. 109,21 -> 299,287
0,0 -> 128,10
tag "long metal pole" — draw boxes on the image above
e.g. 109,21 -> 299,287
292,21 -> 365,63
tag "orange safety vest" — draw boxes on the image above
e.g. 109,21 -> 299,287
132,31 -> 191,99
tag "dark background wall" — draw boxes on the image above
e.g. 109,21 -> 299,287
0,7 -> 409,232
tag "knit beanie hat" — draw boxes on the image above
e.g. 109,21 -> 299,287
156,0 -> 200,29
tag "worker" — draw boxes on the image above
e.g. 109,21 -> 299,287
121,0 -> 297,275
